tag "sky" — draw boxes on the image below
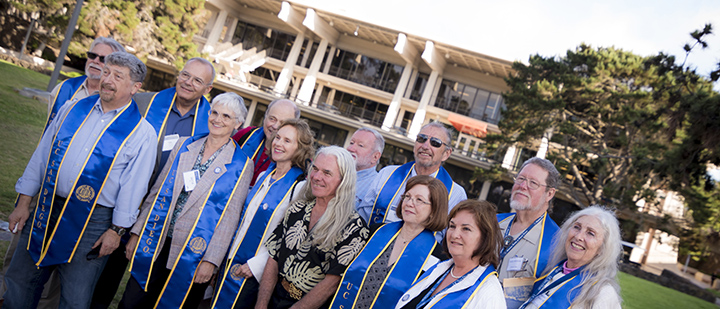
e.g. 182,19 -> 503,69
293,0 -> 720,84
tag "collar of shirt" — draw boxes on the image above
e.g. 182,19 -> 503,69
172,101 -> 196,119
500,215 -> 543,246
92,99 -> 127,116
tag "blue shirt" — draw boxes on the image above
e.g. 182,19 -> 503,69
16,99 -> 158,228
355,167 -> 378,209
357,164 -> 468,242
158,103 -> 197,168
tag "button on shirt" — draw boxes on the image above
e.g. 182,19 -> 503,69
16,99 -> 158,228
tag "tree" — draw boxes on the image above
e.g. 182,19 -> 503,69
3,0 -> 207,68
494,45 -> 674,217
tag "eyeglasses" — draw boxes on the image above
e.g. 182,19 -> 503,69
178,71 -> 208,89
208,109 -> 236,123
416,134 -> 449,148
513,176 -> 550,190
402,194 -> 431,206
86,52 -> 106,63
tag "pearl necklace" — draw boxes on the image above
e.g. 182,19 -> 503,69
450,266 -> 461,279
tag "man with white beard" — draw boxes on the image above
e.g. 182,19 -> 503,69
47,37 -> 126,131
496,157 -> 561,309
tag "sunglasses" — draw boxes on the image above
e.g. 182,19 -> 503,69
86,52 -> 106,63
416,134 -> 449,148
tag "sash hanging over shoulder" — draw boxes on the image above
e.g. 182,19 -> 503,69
370,162 -> 454,224
130,137 -> 251,308
212,163 -> 303,308
239,127 -> 265,160
46,75 -> 87,133
497,212 -> 559,278
423,264 -> 497,309
143,87 -> 210,140
29,95 -> 142,267
330,221 -> 437,309
526,262 -> 584,308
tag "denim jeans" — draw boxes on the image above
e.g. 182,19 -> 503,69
3,204 -> 113,309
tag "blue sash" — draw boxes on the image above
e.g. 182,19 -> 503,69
370,162 -> 454,224
212,164 -> 304,308
28,95 -> 142,266
526,262 -> 584,308
129,137 -> 250,308
497,212 -> 559,278
329,222 -> 437,309
239,127 -> 265,160
46,75 -> 87,133
419,264 -> 497,308
143,87 -> 210,140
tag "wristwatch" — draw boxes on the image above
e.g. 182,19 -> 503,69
110,225 -> 126,237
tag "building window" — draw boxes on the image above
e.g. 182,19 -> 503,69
434,79 -> 504,125
408,72 -> 429,101
378,144 -> 414,168
302,117 -> 348,147
231,21 -> 296,61
327,49 -> 404,93
330,89 -> 388,127
143,68 -> 176,92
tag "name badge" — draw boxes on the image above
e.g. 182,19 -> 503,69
163,134 -> 180,152
183,170 -> 200,191
507,255 -> 526,272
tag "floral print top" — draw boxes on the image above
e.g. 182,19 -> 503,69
266,199 -> 369,295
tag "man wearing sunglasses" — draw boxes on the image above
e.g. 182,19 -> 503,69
47,37 -> 125,132
89,57 -> 216,308
0,36 -> 127,309
496,157 -> 560,309
357,122 -> 467,239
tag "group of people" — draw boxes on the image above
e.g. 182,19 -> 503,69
3,36 -> 624,309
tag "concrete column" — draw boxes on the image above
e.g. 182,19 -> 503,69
297,39 -> 329,105
404,69 -> 419,99
202,10 -> 229,54
479,180 -> 492,200
274,32 -> 305,94
290,77 -> 301,99
382,62 -> 413,132
502,144 -> 518,170
244,99 -> 258,128
327,88 -> 336,105
536,136 -> 549,159
323,45 -> 336,74
223,17 -> 238,43
407,70 -> 440,138
300,39 -> 314,67
312,84 -> 324,105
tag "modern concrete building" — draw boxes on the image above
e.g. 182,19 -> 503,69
143,0 -> 525,203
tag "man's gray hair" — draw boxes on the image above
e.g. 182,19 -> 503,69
90,37 -> 125,53
519,157 -> 561,189
267,99 -> 300,119
211,92 -> 248,125
104,52 -> 146,83
186,57 -> 216,86
421,122 -> 452,149
356,127 -> 385,154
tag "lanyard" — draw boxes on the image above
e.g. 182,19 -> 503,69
500,213 -> 545,260
520,263 -> 585,309
416,264 -> 478,309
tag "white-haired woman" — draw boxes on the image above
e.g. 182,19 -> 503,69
520,205 -> 622,309
255,146 -> 369,309
121,92 -> 252,308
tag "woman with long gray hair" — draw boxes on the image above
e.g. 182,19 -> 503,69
255,146 -> 369,309
520,205 -> 622,309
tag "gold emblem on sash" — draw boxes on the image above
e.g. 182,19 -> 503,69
75,185 -> 95,202
230,264 -> 243,281
189,237 -> 207,254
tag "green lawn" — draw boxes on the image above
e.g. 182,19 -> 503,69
619,272 -> 717,308
0,60 -> 51,220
